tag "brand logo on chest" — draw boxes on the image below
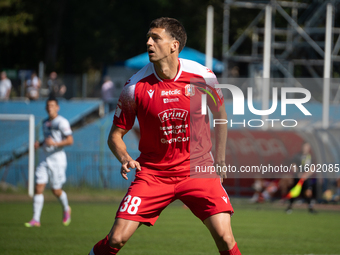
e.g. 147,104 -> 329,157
147,89 -> 155,99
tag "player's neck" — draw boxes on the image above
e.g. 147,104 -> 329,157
49,114 -> 58,121
153,57 -> 179,80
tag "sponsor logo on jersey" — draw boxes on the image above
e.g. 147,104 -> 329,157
162,128 -> 186,135
184,84 -> 195,97
163,98 -> 179,104
161,136 -> 190,144
114,100 -> 122,118
160,89 -> 181,97
158,108 -> 188,123
147,89 -> 155,99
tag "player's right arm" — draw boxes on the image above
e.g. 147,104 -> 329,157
108,124 -> 141,180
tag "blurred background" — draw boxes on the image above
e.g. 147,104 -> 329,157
1,0 -> 340,206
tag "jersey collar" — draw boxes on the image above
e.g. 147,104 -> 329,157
152,59 -> 182,82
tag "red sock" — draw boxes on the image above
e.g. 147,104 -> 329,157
91,235 -> 120,255
219,242 -> 241,255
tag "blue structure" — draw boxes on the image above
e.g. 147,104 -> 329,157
0,101 -> 138,190
0,99 -> 102,165
64,112 -> 139,189
124,47 -> 224,73
2,99 -> 340,190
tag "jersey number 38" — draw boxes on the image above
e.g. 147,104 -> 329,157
119,195 -> 142,215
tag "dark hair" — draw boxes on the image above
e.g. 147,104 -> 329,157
149,17 -> 187,53
46,95 -> 58,105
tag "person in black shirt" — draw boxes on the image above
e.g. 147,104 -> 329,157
286,142 -> 317,214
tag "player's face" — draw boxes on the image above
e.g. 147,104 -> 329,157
146,28 -> 177,63
46,100 -> 59,119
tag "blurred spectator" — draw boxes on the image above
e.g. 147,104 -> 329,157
285,142 -> 317,214
229,66 -> 240,78
47,71 -> 66,98
333,178 -> 340,202
322,178 -> 340,203
0,71 -> 12,100
101,76 -> 115,113
249,178 -> 280,203
250,177 -> 298,204
26,72 -> 41,100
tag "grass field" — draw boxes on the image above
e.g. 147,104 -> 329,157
1,190 -> 340,255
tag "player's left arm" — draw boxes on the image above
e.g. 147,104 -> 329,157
211,102 -> 228,179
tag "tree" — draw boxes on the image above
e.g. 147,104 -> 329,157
0,0 -> 33,35
0,0 -> 230,73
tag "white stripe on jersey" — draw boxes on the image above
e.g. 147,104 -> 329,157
43,115 -> 72,153
121,58 -> 219,104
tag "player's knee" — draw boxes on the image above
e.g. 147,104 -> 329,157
223,233 -> 235,245
216,232 -> 235,248
108,233 -> 127,249
35,184 -> 45,194
51,189 -> 62,197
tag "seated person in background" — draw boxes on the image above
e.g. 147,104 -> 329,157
250,178 -> 280,203
321,178 -> 340,203
335,178 -> 340,202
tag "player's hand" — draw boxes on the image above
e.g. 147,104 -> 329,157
121,160 -> 141,180
45,136 -> 56,146
216,161 -> 227,182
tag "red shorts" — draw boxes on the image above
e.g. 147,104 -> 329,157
115,171 -> 234,226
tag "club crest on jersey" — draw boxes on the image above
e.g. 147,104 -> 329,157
158,108 -> 188,123
184,84 -> 195,97
147,89 -> 155,99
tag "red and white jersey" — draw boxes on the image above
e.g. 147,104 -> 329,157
114,58 -> 224,176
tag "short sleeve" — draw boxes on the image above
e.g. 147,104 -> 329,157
113,83 -> 137,130
59,118 -> 72,136
6,79 -> 12,90
204,69 -> 224,112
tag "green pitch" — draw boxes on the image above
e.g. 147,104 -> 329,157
1,198 -> 339,254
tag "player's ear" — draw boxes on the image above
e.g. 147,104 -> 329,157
171,40 -> 180,53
